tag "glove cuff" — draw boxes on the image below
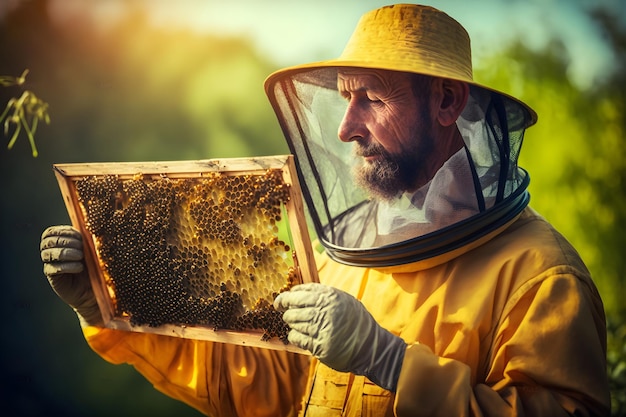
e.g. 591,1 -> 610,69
364,330 -> 407,392
74,298 -> 104,327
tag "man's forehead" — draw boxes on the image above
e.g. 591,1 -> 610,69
337,68 -> 411,91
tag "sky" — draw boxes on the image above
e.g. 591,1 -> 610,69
4,0 -> 624,89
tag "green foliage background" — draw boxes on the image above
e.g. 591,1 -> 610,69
1,1 -> 624,416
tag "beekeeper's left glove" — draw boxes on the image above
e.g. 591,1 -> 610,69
274,283 -> 406,392
40,225 -> 103,327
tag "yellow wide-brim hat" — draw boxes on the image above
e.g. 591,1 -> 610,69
265,3 -> 537,125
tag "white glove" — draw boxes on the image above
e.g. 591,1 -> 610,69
274,283 -> 406,392
40,225 -> 103,327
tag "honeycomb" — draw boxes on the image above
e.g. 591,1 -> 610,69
74,169 -> 298,343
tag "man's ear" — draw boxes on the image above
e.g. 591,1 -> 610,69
435,79 -> 469,127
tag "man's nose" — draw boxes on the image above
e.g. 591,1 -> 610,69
338,101 -> 367,142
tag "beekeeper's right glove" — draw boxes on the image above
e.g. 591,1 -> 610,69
40,225 -> 103,327
274,283 -> 406,392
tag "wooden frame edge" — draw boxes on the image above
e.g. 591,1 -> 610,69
52,155 -> 317,354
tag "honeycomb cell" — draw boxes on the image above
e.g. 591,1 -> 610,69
75,170 -> 298,343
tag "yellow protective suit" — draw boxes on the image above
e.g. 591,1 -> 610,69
83,207 -> 611,416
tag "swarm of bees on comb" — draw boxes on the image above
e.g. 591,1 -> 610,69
74,169 -> 299,343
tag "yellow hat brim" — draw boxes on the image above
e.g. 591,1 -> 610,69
264,4 -> 537,125
264,62 -> 537,126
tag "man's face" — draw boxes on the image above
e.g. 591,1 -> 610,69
337,69 -> 436,201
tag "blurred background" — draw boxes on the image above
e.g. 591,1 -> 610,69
0,0 -> 624,415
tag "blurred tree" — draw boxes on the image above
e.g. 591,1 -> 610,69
0,0 -> 283,416
590,9 -> 626,416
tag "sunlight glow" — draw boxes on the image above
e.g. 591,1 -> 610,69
41,0 -> 619,89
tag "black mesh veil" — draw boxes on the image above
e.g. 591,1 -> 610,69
266,68 -> 534,266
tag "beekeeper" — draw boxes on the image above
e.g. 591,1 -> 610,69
40,4 -> 610,416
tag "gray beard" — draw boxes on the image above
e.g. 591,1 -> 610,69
352,137 -> 434,202
353,156 -> 403,201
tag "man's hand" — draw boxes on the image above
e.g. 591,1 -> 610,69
40,225 -> 102,327
274,283 -> 406,392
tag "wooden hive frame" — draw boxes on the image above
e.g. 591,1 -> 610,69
54,155 -> 318,354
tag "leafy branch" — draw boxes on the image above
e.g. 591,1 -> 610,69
0,69 -> 50,157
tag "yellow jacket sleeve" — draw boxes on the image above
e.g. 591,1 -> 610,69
83,326 -> 310,417
394,272 -> 609,416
